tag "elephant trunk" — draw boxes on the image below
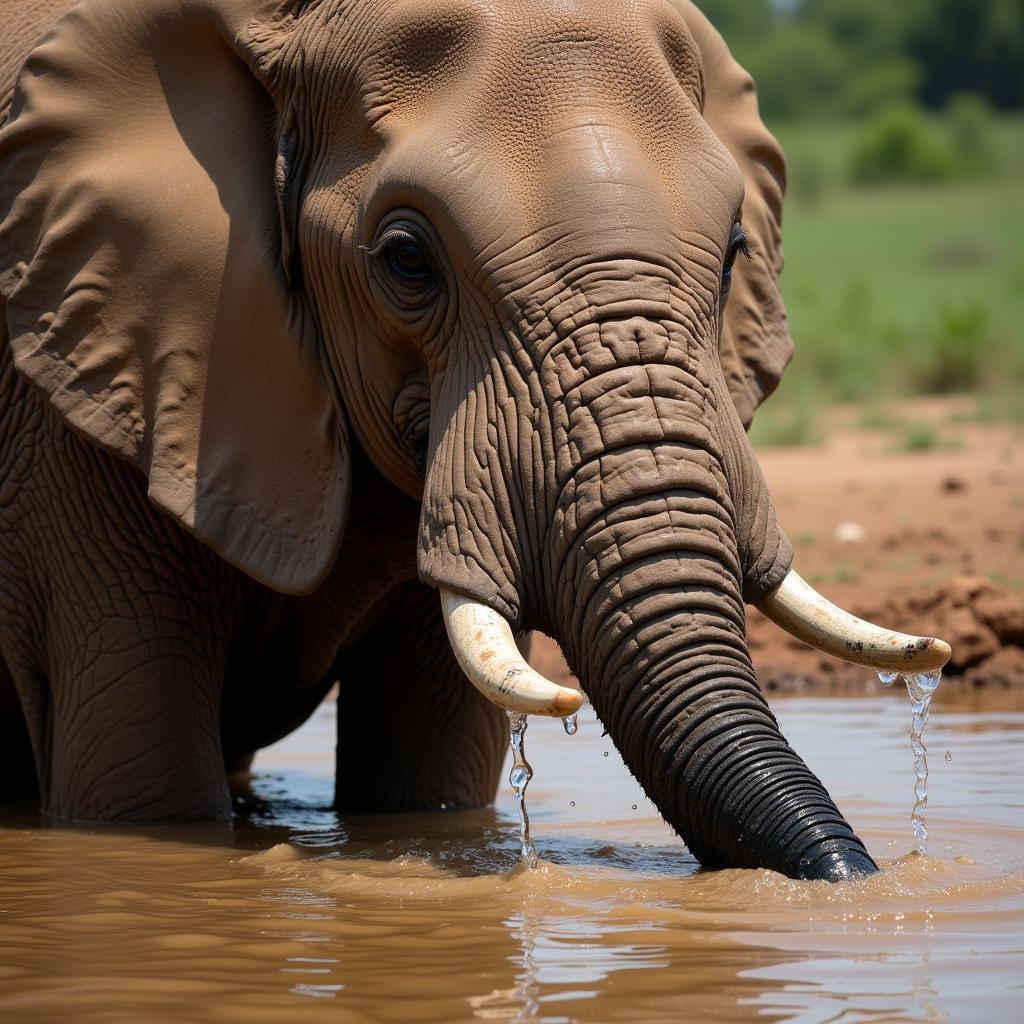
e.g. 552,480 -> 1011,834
546,343 -> 876,881
560,484 -> 876,880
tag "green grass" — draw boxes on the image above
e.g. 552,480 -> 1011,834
750,115 -> 1024,433
857,401 -> 904,430
893,421 -> 940,451
986,573 -> 1024,591
965,390 -> 1024,425
747,386 -> 826,447
835,561 -> 859,584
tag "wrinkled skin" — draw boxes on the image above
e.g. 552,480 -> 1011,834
0,0 -> 875,880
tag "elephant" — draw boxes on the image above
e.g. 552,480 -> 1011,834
0,0 -> 949,880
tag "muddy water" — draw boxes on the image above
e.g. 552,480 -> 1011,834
1,689 -> 1022,1023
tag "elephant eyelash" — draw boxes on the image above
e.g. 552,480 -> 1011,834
729,226 -> 753,263
362,227 -> 427,261
362,225 -> 439,289
360,234 -> 402,259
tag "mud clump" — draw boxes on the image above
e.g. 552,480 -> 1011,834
971,589 -> 1024,647
963,645 -> 1024,687
929,607 -> 999,670
905,576 -> 1024,675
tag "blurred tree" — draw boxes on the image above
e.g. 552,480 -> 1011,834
945,92 -> 996,174
694,0 -> 1024,119
799,0 -> 924,57
693,0 -> 775,38
908,0 -> 1024,111
838,56 -> 922,115
848,100 -> 956,183
740,25 -> 849,119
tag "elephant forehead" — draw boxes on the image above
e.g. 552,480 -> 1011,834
345,0 -> 739,259
355,0 -> 706,143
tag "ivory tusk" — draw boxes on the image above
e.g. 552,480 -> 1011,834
440,589 -> 584,717
755,569 -> 952,673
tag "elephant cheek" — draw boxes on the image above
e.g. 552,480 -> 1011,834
415,374 -> 527,626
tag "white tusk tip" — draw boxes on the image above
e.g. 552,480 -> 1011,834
756,570 -> 953,674
440,589 -> 584,718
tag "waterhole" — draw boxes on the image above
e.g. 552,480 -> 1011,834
0,689 -> 1021,1022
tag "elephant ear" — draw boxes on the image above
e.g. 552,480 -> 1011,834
0,0 -> 349,595
679,2 -> 793,428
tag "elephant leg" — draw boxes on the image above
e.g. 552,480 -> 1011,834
41,627 -> 232,822
334,580 -> 509,813
0,651 -> 38,798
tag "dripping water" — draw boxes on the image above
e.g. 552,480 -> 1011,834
562,713 -> 578,736
879,669 -> 944,854
507,712 -> 538,869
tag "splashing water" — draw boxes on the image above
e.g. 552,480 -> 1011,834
507,712 -> 538,869
879,669 -> 944,854
562,713 -> 578,736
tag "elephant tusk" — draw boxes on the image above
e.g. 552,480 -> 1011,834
755,569 -> 952,673
440,589 -> 584,717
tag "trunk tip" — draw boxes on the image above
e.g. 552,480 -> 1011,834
800,847 -> 879,883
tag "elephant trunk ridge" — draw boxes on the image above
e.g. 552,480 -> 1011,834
554,470 -> 877,881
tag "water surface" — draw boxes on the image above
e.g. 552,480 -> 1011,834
1,687 -> 1022,1022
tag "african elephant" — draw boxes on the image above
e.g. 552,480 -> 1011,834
0,0 -> 947,879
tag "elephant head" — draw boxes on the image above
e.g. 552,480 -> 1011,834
0,0 -> 949,879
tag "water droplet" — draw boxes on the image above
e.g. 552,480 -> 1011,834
562,713 -> 578,736
945,750 -> 952,763
569,801 -> 575,807
632,804 -> 637,811
506,711 -> 538,869
878,671 -> 900,687
603,751 -> 609,758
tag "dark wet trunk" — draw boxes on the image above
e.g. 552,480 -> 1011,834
557,499 -> 875,880
548,346 -> 876,881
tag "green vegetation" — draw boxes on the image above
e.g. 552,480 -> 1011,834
848,102 -> 957,184
893,421 -> 940,452
703,0 -> 1024,121
835,561 -> 859,584
703,2 -> 1024,446
746,384 -> 825,447
747,114 -> 1024,444
966,391 -> 1024,426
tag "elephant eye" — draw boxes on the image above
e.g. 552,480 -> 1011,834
368,225 -> 438,288
723,222 -> 752,290
389,237 -> 431,281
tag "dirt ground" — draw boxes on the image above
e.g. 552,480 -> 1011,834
530,396 -> 1024,691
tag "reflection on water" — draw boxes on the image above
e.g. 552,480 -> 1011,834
0,689 -> 1022,1022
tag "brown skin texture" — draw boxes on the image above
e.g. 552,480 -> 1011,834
0,0 -> 874,879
